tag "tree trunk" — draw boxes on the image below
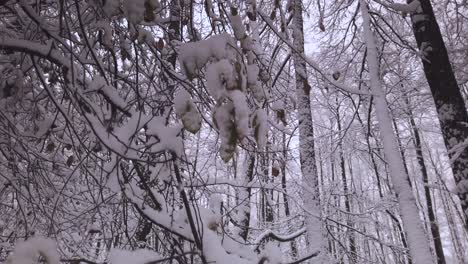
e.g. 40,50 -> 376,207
238,154 -> 255,241
359,1 -> 434,263
356,94 -> 413,264
281,129 -> 298,257
405,97 -> 446,264
292,0 -> 324,259
408,0 -> 468,228
335,97 -> 356,263
427,147 -> 467,264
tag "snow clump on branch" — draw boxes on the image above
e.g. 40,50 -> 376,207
7,236 -> 60,264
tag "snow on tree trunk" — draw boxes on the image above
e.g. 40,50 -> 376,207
291,0 -> 325,260
407,0 -> 468,230
359,1 -> 434,263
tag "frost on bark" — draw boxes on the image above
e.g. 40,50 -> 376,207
291,0 -> 324,259
359,1 -> 434,263
407,0 -> 468,228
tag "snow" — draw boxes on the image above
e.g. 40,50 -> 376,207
230,12 -> 246,40
206,59 -> 235,101
391,1 -> 421,13
174,89 -> 191,115
245,64 -> 264,102
85,109 -> 153,161
7,236 -> 60,264
261,242 -> 282,264
100,84 -> 128,110
211,90 -> 251,161
178,33 -> 236,78
34,116 -> 55,138
178,33 -> 258,160
253,108 -> 267,149
373,0 -> 421,13
246,64 -> 259,87
245,64 -> 264,101
191,207 -> 255,264
146,117 -> 184,156
88,76 -> 106,91
229,90 -> 250,139
255,227 -> 306,245
209,194 -> 222,216
104,152 -> 121,192
109,248 -> 162,264
174,89 -> 202,133
0,38 -> 70,70
86,113 -> 126,154
271,100 -> 284,111
124,188 -> 194,241
213,103 -> 236,162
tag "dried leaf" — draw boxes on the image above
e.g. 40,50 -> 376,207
157,38 -> 165,50
46,142 -> 55,153
66,156 -> 74,167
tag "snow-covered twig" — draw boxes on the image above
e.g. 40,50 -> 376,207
254,227 -> 306,249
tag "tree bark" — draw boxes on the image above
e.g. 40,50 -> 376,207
405,97 -> 446,264
281,129 -> 298,257
335,97 -> 356,263
238,154 -> 255,241
360,1 -> 434,263
408,0 -> 468,228
292,0 -> 324,259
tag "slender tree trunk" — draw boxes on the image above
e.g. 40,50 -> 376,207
168,0 -> 181,67
329,148 -> 341,261
405,97 -> 446,264
357,98 -> 413,264
371,133 -> 412,264
408,0 -> 468,228
359,1 -> 433,263
427,149 -> 467,264
281,130 -> 298,257
392,118 -> 427,218
238,154 -> 255,241
335,98 -> 356,263
292,0 -> 324,259
261,146 -> 274,225
440,186 -> 466,264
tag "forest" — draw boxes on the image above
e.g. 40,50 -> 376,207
0,0 -> 467,263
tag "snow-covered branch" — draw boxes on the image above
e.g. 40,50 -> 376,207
373,0 -> 421,13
